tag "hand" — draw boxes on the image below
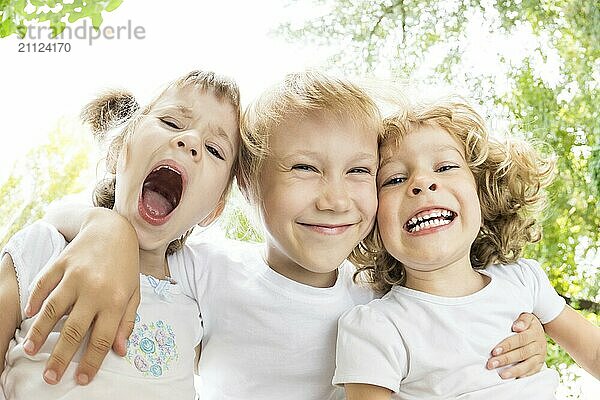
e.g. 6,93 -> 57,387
24,208 -> 140,385
486,312 -> 547,379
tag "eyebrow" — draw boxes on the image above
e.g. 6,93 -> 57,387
282,150 -> 377,162
379,144 -> 463,166
435,144 -> 463,154
210,125 -> 235,155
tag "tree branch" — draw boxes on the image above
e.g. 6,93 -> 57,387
369,0 -> 405,43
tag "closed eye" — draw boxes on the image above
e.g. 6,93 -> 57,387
292,164 -> 318,173
348,167 -> 372,175
206,144 -> 224,160
436,165 -> 459,173
159,117 -> 182,130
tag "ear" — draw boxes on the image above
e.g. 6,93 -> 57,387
198,199 -> 226,227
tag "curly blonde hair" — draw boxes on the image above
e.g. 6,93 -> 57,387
239,70 -> 384,205
84,70 -> 241,254
351,95 -> 556,294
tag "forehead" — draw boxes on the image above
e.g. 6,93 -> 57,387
380,124 -> 465,164
153,85 -> 239,135
272,112 -> 378,149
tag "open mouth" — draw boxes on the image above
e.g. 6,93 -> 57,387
404,209 -> 456,233
138,164 -> 184,225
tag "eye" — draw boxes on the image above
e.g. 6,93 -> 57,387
348,167 -> 372,175
381,176 -> 406,187
206,144 -> 224,160
436,164 -> 459,173
292,164 -> 318,173
159,117 -> 182,130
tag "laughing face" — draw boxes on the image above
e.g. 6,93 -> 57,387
376,124 -> 481,277
113,85 -> 239,252
258,114 -> 379,287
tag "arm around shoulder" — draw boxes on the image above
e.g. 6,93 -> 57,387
544,305 -> 600,380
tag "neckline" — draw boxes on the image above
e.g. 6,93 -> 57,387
391,270 -> 494,305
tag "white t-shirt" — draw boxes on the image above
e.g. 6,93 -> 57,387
1,221 -> 202,399
333,259 -> 566,400
184,236 -> 376,400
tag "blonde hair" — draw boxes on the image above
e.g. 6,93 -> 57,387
351,95 -> 556,294
84,70 -> 241,254
238,70 -> 384,204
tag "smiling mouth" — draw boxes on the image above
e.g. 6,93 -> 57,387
404,209 -> 456,233
298,222 -> 355,235
139,165 -> 184,225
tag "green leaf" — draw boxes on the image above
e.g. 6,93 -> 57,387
91,12 -> 103,30
15,23 -> 27,38
106,0 -> 124,12
50,21 -> 66,37
0,19 -> 16,38
68,12 -> 84,23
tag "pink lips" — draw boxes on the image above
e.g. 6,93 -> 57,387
298,223 -> 354,235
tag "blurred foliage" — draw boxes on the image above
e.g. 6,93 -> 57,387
279,0 -> 599,391
0,123 -> 91,247
0,0 -> 124,38
220,187 -> 264,243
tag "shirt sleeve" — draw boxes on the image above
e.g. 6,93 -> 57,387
517,258 -> 566,324
332,303 -> 407,393
0,221 -> 66,316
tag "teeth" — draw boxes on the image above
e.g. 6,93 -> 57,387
155,165 -> 181,175
408,217 -> 451,233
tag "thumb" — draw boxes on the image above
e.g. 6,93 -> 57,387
512,312 -> 535,332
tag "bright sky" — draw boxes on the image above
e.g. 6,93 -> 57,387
0,0 -> 330,180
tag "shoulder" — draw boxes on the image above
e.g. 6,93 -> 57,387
2,221 -> 66,267
339,297 -> 396,333
486,258 -> 546,286
183,234 -> 262,265
1,221 -> 68,314
338,261 -> 377,305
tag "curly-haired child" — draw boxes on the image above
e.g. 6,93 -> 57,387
333,95 -> 600,399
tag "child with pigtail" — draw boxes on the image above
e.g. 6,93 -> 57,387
333,94 -> 600,399
0,70 -> 241,399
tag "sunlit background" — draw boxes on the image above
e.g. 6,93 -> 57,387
0,0 -> 598,398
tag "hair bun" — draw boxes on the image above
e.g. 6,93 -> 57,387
81,89 -> 139,139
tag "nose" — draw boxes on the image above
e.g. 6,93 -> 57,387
316,179 -> 352,212
409,175 -> 437,196
172,132 -> 201,162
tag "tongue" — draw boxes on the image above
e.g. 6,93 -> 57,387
142,189 -> 173,218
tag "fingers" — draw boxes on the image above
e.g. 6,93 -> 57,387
75,311 -> 122,385
496,354 -> 545,379
42,307 -> 95,384
26,260 -> 65,318
112,287 -> 140,356
487,337 -> 545,367
24,283 -> 74,356
511,312 -> 536,332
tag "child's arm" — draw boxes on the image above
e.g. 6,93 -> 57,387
345,383 -> 392,400
487,312 -> 547,379
0,254 -> 21,377
544,305 -> 600,379
25,205 -> 140,385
